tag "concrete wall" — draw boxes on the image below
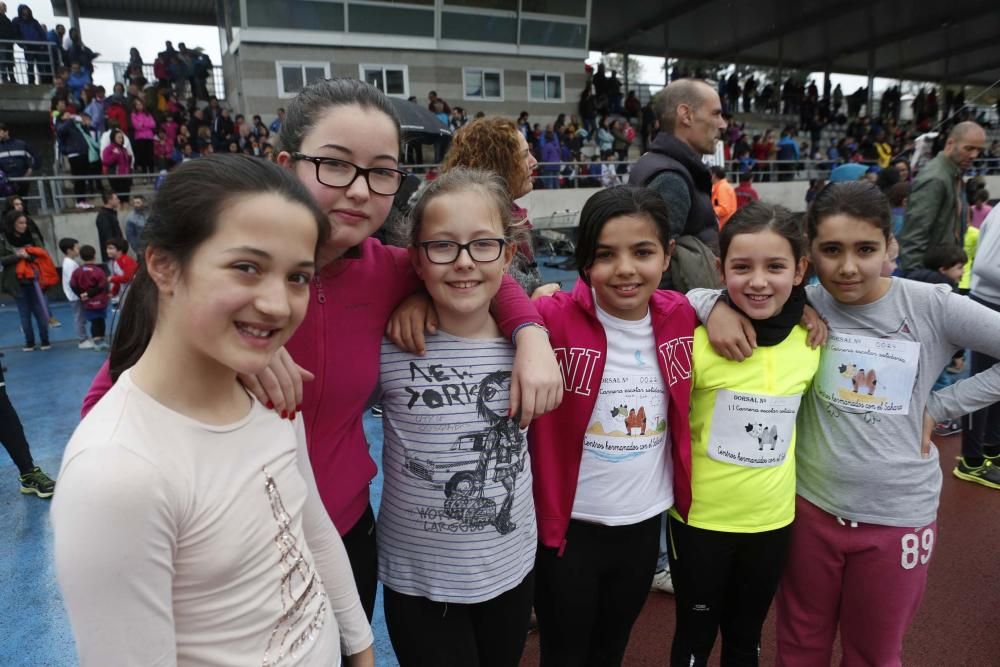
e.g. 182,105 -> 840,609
231,43 -> 585,125
520,175 -> 1000,228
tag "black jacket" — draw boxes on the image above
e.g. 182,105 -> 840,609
95,207 -> 122,263
628,132 -> 719,246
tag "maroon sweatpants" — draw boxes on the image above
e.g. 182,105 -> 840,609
775,495 -> 935,666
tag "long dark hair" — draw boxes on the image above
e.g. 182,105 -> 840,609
575,186 -> 671,283
109,154 -> 330,382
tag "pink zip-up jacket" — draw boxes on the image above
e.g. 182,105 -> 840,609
81,237 -> 543,535
130,111 -> 156,141
529,280 -> 696,553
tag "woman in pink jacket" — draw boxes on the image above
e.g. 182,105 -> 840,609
101,129 -> 132,197
130,98 -> 157,173
83,78 -> 562,623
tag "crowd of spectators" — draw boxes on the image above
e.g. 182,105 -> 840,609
39,37 -> 276,207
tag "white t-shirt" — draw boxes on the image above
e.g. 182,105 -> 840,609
571,304 -> 674,525
378,333 -> 536,603
52,371 -> 373,666
62,256 -> 79,302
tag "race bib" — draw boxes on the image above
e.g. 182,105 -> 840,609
814,333 -> 920,415
707,390 -> 801,467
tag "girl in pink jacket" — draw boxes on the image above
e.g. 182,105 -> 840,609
101,129 -> 131,197
129,98 -> 157,173
529,186 -> 697,665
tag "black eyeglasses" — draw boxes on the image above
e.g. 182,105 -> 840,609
419,238 -> 507,264
291,152 -> 407,195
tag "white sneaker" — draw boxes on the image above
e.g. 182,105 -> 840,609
651,568 -> 674,594
78,339 -> 96,349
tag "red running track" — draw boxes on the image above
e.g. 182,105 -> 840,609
520,434 -> 1000,666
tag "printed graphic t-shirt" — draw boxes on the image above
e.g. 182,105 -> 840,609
571,305 -> 673,525
378,333 -> 536,604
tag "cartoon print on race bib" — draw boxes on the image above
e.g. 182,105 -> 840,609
707,390 -> 801,467
583,376 -> 667,462
814,332 -> 920,415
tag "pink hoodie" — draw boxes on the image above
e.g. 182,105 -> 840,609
529,280 -> 696,553
130,111 -> 157,141
82,237 -> 542,535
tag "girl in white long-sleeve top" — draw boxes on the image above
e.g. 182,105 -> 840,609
52,154 -> 375,667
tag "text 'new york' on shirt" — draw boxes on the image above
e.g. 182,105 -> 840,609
377,332 -> 536,604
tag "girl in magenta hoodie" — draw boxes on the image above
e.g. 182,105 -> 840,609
130,99 -> 157,173
529,186 -> 696,665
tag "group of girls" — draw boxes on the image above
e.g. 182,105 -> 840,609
51,76 -> 1000,667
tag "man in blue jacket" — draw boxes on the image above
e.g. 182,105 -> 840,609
0,123 -> 39,196
11,4 -> 49,84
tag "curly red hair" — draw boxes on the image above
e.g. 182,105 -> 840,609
441,117 -> 527,198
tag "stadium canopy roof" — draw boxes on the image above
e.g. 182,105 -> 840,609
590,0 -> 1000,87
51,0 -> 1000,87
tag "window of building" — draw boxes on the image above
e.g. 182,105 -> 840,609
520,0 -> 586,17
247,0 -> 345,30
276,61 -> 330,98
519,18 -> 587,49
441,12 -> 517,43
463,68 -> 504,101
528,71 -> 564,102
348,4 -> 434,36
444,0 -> 517,9
359,64 -> 409,97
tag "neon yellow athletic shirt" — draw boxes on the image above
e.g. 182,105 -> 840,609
672,324 -> 820,533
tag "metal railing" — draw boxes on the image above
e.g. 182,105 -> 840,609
0,39 -> 59,86
110,62 -> 225,100
10,155 -> 1000,216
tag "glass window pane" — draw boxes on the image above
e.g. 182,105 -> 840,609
465,70 -> 483,98
445,0 -> 516,9
521,0 -> 586,17
519,18 -> 586,48
247,0 -> 345,30
441,11 -> 517,43
363,68 -> 385,91
385,69 -> 406,95
305,67 -> 327,85
349,5 -> 434,36
530,75 -> 546,100
484,72 -> 502,98
282,66 -> 304,94
547,76 -> 562,100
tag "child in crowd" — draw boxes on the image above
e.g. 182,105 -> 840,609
376,169 -> 537,666
529,186 -> 696,664
970,188 -> 992,230
693,181 -> 1000,666
734,171 -> 759,210
886,181 -> 909,238
125,194 -> 148,257
670,202 -> 818,665
59,237 -> 94,349
105,237 -> 138,299
52,155 -> 374,667
69,245 -> 109,350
